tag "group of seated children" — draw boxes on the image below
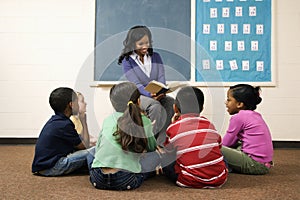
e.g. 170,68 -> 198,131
32,82 -> 273,190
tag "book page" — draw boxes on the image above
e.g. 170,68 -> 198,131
149,80 -> 167,88
167,81 -> 187,92
145,80 -> 167,94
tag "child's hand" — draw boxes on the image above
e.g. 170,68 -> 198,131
156,145 -> 165,154
171,113 -> 180,123
153,93 -> 165,101
151,120 -> 156,126
79,112 -> 87,123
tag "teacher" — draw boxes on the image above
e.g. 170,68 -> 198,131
118,25 -> 174,146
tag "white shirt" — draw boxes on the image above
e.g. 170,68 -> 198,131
130,52 -> 152,77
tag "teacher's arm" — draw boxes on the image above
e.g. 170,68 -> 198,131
122,59 -> 152,97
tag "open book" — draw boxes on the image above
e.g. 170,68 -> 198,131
145,80 -> 186,95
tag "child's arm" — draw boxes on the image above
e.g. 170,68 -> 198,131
76,112 -> 90,149
222,116 -> 242,147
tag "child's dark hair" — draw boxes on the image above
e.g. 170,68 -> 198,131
175,86 -> 204,114
118,25 -> 153,65
49,87 -> 77,113
229,84 -> 262,110
110,82 -> 148,153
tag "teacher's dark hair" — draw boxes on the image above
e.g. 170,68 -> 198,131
118,25 -> 153,65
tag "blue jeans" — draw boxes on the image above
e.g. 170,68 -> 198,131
161,150 -> 178,183
89,168 -> 145,190
162,161 -> 178,183
39,147 -> 95,177
87,150 -> 160,190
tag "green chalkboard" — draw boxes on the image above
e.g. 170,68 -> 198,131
94,0 -> 191,81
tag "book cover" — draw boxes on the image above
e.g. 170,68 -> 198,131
145,80 -> 186,95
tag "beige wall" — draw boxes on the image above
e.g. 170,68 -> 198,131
0,0 -> 299,141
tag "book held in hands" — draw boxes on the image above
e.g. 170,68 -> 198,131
145,80 -> 186,95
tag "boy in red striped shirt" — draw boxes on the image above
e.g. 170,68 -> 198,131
162,86 -> 228,188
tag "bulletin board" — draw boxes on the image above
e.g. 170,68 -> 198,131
195,0 -> 273,84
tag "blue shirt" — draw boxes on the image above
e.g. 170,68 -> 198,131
32,112 -> 82,172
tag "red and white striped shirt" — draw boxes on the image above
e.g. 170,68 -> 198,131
165,114 -> 228,188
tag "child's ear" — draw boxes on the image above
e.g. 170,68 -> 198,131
68,102 -> 74,113
69,102 -> 73,108
237,102 -> 244,109
137,98 -> 141,105
173,104 -> 180,114
63,102 -> 73,116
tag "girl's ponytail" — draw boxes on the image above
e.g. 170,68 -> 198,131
254,86 -> 262,105
230,84 -> 263,110
110,83 -> 148,153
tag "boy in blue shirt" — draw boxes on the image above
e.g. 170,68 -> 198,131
32,87 -> 93,176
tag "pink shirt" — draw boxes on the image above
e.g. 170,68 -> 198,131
222,110 -> 273,164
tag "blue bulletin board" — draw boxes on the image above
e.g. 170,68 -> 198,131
195,0 -> 272,83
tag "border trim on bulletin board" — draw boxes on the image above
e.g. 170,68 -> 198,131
191,0 -> 275,87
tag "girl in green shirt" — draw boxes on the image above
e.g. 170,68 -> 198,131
87,82 -> 161,190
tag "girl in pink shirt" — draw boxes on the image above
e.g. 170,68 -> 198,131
222,84 -> 273,175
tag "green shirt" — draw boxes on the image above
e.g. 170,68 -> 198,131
92,112 -> 157,173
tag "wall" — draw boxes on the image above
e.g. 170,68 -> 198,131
0,0 -> 299,141
0,0 -> 96,137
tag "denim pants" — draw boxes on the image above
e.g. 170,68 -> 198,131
162,161 -> 178,183
161,149 -> 178,183
87,150 -> 160,190
221,146 -> 270,175
39,147 -> 95,177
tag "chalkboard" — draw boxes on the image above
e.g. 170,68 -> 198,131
94,0 -> 191,82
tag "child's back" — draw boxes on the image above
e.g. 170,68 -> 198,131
92,112 -> 155,173
88,82 -> 160,190
166,114 -> 227,188
163,86 -> 228,188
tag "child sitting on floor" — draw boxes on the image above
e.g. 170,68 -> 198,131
87,82 -> 161,190
162,86 -> 228,188
70,92 -> 97,146
32,87 -> 93,176
222,84 -> 273,175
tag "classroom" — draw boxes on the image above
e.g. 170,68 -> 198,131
0,0 -> 299,199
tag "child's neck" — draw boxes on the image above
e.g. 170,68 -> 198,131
63,108 -> 72,118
